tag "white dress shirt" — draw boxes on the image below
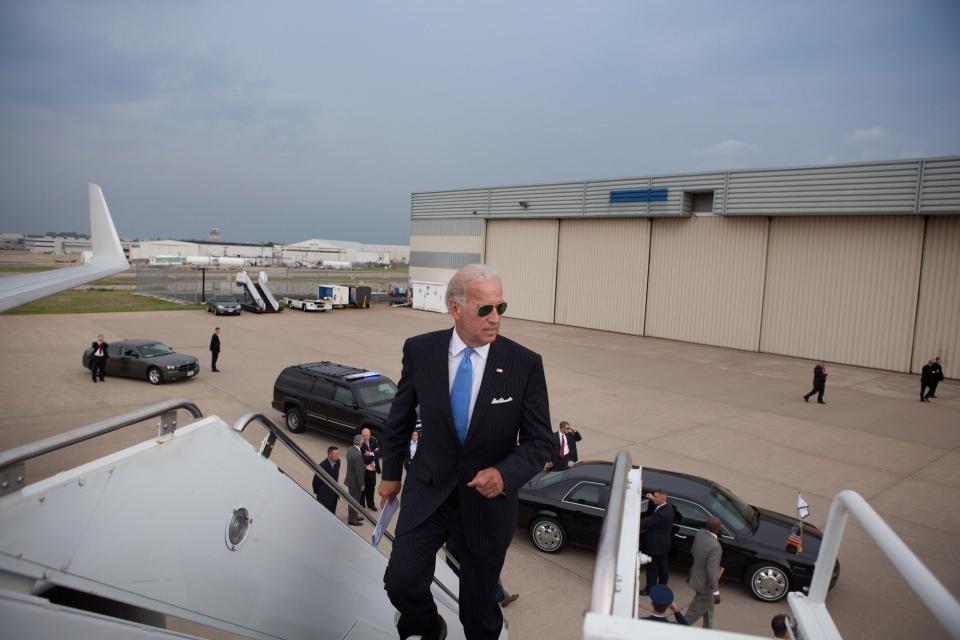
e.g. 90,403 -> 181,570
448,329 -> 490,434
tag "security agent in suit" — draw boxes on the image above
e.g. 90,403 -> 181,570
929,357 -> 945,398
803,362 -> 827,404
548,421 -> 582,471
640,488 -> 676,595
90,334 -> 109,382
685,516 -> 723,628
209,327 -> 221,372
345,435 -> 366,526
378,264 -> 554,640
313,446 -> 341,514
361,427 -> 382,510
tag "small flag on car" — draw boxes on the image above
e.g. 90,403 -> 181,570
797,493 -> 809,520
786,522 -> 804,554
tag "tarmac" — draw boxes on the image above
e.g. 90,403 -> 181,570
0,305 -> 957,639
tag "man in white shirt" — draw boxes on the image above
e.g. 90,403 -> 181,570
90,334 -> 109,383
686,516 -> 723,628
548,421 -> 582,471
379,264 -> 554,640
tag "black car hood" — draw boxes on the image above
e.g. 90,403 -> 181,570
144,353 -> 198,366
751,505 -> 823,557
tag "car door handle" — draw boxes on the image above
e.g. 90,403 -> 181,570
673,533 -> 688,539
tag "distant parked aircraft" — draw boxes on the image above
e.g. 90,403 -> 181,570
0,184 -> 129,312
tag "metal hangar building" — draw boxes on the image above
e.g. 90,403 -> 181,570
408,156 -> 960,378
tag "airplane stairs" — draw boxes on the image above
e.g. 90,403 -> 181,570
0,400 -> 488,640
235,270 -> 282,313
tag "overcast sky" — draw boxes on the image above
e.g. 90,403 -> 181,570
1,1 -> 958,245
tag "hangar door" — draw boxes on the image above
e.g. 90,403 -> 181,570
484,219 -> 559,324
760,216 -> 924,372
555,218 -> 650,335
912,216 -> 960,378
646,216 -> 768,351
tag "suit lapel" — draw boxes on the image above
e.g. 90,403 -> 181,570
465,337 -> 506,445
430,329 -> 457,438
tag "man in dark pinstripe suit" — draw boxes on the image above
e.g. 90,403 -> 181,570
379,264 -> 554,640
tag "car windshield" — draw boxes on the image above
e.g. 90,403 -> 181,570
354,380 -> 397,405
706,483 -> 758,530
539,470 -> 571,488
213,296 -> 236,302
139,342 -> 175,358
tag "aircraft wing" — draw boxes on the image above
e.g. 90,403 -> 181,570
0,184 -> 130,313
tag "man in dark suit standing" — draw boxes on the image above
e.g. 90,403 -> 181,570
640,488 -> 676,596
921,359 -> 935,402
379,264 -> 554,640
803,361 -> 827,404
929,357 -> 945,399
345,435 -> 366,526
312,446 -> 341,514
685,516 -> 723,628
209,327 -> 221,372
548,421 -> 582,471
361,427 -> 381,511
90,334 -> 109,383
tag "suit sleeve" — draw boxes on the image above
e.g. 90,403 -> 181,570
382,338 -> 419,482
493,353 -> 554,495
706,542 -> 721,593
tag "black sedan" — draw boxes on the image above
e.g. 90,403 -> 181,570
517,461 -> 839,602
82,339 -> 200,385
207,294 -> 241,315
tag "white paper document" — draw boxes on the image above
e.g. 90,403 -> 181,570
371,498 -> 400,546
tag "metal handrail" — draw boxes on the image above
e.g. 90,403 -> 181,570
232,412 -> 461,604
588,450 -> 632,615
0,399 -> 202,495
792,489 -> 960,639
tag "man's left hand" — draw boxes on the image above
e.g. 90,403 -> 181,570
713,594 -> 721,604
467,468 -> 504,498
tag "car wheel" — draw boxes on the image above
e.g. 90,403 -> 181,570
147,367 -> 163,385
746,562 -> 790,602
529,516 -> 567,554
285,407 -> 304,433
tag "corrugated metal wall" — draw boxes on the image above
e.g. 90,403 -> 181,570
488,183 -> 584,218
919,158 -> 960,214
645,217 -> 768,351
411,190 -> 489,218
484,219 -> 559,323
724,162 -> 920,215
554,218 -> 650,335
912,216 -> 960,378
760,216 -> 924,371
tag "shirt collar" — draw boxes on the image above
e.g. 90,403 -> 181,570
450,329 -> 490,361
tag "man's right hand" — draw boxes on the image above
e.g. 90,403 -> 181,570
379,480 -> 401,507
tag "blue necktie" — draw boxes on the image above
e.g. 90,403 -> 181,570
450,347 -> 475,446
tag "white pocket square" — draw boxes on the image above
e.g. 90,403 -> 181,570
491,397 -> 513,405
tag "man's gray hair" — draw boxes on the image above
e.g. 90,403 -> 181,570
353,434 -> 363,445
445,264 -> 501,310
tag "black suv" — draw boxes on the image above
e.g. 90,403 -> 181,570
272,362 -> 398,441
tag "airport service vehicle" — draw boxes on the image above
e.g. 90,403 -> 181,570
284,297 -> 333,312
272,362 -> 397,439
348,285 -> 372,308
206,293 -> 242,315
81,339 -> 200,385
317,284 -> 349,308
517,461 -> 839,602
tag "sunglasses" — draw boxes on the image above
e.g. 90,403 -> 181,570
477,302 -> 508,317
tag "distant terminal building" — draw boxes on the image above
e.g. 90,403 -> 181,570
409,156 -> 960,378
130,238 -> 409,266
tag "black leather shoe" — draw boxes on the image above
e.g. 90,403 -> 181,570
369,506 -> 379,512
638,589 -> 649,597
803,395 -> 809,402
347,520 -> 363,526
818,401 -> 827,404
